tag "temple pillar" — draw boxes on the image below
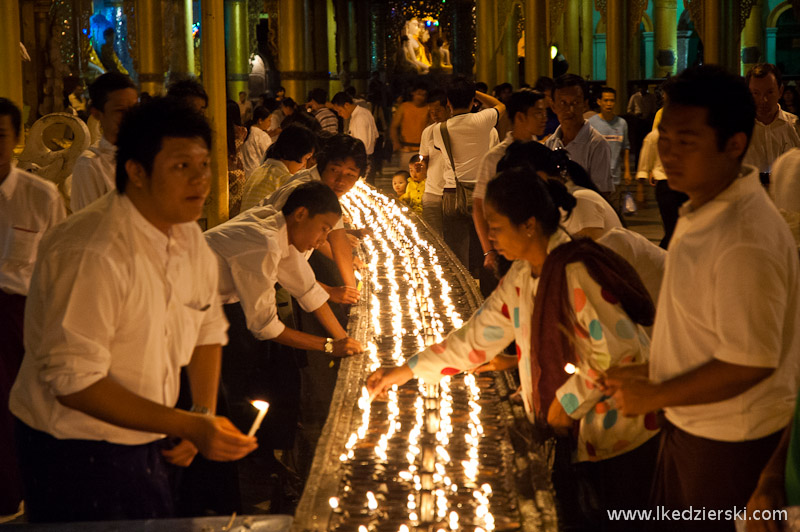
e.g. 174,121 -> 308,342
308,0 -> 331,94
278,0 -> 306,102
564,0 -> 580,75
580,0 -> 593,78
654,0 -> 677,77
224,0 -> 249,100
703,0 -> 721,65
0,0 -> 23,118
476,0 -> 496,86
524,0 -> 548,84
741,0 -> 764,75
502,6 -> 519,87
136,0 -> 165,95
167,0 -> 195,79
450,0 -> 474,76
606,0 -> 628,109
201,0 -> 229,226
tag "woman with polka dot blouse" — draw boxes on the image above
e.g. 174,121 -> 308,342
368,168 -> 660,527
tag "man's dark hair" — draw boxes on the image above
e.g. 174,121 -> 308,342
277,86 -> 286,93
89,72 -> 137,112
599,86 -> 617,97
507,89 -> 545,122
281,97 -> 297,111
0,98 -> 22,138
308,88 -> 328,105
534,76 -> 555,96
345,86 -> 357,98
281,180 -> 342,218
427,88 -> 447,106
411,79 -> 429,93
260,96 -> 279,113
554,73 -> 587,99
447,76 -> 476,109
663,64 -> 756,152
331,91 -> 354,107
745,63 -> 783,88
475,81 -> 489,94
252,105 -> 271,123
166,78 -> 209,107
115,97 -> 212,193
265,124 -> 318,162
316,134 -> 367,175
494,82 -> 513,95
103,27 -> 115,38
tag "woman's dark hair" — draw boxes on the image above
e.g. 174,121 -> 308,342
498,141 -> 601,194
315,134 -> 368,175
281,180 -> 342,218
252,105 -> 271,123
0,98 -> 22,137
265,124 -> 318,163
226,99 -> 241,157
485,167 -> 576,237
115,97 -> 212,193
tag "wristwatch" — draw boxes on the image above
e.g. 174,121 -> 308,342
324,337 -> 334,354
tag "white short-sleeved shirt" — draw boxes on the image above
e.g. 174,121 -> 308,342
71,137 -> 116,212
743,106 -> 800,173
240,126 -> 273,179
473,132 -> 517,201
770,147 -> 800,213
430,108 -> 500,185
348,105 -> 378,156
650,167 -> 800,441
10,193 -> 228,444
562,183 -> 622,237
636,130 -> 667,181
204,207 -> 329,340
597,227 -> 666,306
259,166 -> 345,232
546,121 -> 613,193
0,166 -> 66,295
419,123 -> 447,195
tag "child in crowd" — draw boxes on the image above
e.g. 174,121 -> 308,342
392,170 -> 409,199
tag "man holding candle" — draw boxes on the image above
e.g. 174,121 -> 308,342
9,98 -> 257,523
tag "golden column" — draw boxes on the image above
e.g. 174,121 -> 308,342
224,0 -> 249,100
741,0 -> 764,75
524,0 -> 548,84
703,0 -> 721,65
580,0 -> 593,78
0,0 -> 24,110
201,0 -> 229,227
564,0 -> 580,75
170,0 -> 195,77
476,0 -> 496,87
278,0 -> 306,102
136,0 -> 165,95
502,7 -> 519,87
606,0 -> 628,110
654,0 -> 677,77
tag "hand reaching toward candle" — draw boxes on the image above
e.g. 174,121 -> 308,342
366,365 -> 414,401
161,439 -> 199,467
471,354 -> 518,374
185,414 -> 258,462
332,337 -> 364,357
327,285 -> 361,304
604,376 -> 660,417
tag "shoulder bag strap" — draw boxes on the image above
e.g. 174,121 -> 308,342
439,121 -> 459,185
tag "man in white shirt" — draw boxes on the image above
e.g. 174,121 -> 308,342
770,147 -> 800,213
331,91 -> 379,183
743,63 -> 800,181
423,76 -> 505,271
9,98 -> 256,523
0,98 -> 66,516
418,89 -> 450,237
70,72 -> 138,212
608,66 -> 800,525
545,74 -> 613,197
473,89 -> 547,275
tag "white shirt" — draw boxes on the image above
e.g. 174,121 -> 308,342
260,166 -> 344,231
419,123 -> 447,195
597,227 -> 666,306
204,208 -> 329,340
430,108 -> 500,185
743,106 -> 800,173
240,158 -> 292,213
546,121 -> 613,193
71,137 -> 116,212
240,126 -> 273,179
650,167 -> 800,441
770,147 -> 800,213
473,132 -> 517,200
0,166 -> 66,295
636,130 -> 667,181
562,183 -> 623,237
10,193 -> 228,444
348,105 -> 378,156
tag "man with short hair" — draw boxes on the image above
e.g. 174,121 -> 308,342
0,98 -> 66,516
307,88 -> 339,134
391,81 -> 431,170
608,66 -> 800,527
743,63 -> 800,182
545,74 -> 613,197
473,89 -> 548,272
589,86 -> 632,214
10,97 -> 257,523
331,91 -> 379,183
418,89 -> 449,237
166,78 -> 209,113
71,72 -> 138,212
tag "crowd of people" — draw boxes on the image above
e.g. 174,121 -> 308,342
1,59 -> 800,532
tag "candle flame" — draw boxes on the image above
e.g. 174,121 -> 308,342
251,400 -> 269,412
564,363 -> 577,375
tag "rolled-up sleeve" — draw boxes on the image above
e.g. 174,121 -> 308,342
277,249 -> 329,312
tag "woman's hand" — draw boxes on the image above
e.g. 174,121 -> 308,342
367,365 -> 414,401
471,354 -> 518,374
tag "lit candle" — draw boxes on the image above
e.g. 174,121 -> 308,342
247,400 -> 269,437
564,363 -> 603,387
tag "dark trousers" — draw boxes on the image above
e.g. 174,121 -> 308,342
15,419 -> 174,523
655,180 -> 688,250
0,290 -> 25,514
649,422 -> 783,532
